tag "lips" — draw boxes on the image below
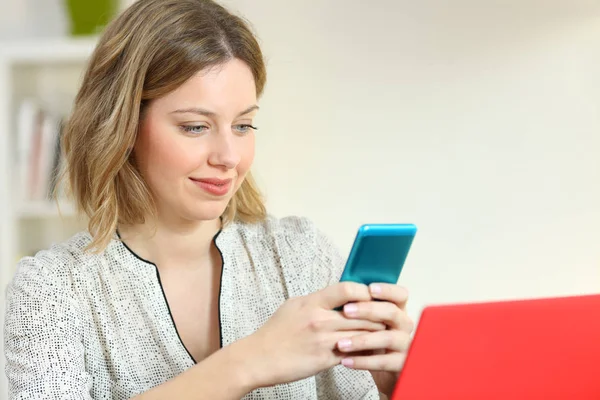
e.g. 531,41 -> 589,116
191,178 -> 232,186
190,177 -> 233,196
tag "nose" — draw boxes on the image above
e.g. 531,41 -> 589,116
207,130 -> 241,169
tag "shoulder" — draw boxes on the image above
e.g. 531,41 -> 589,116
229,214 -> 319,238
227,214 -> 331,248
8,231 -> 99,295
227,214 -> 345,292
5,235 -> 92,375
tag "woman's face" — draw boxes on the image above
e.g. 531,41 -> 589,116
134,58 -> 258,223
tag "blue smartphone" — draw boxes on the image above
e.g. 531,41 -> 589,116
339,223 -> 417,286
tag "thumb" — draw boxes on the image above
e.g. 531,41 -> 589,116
314,282 -> 372,310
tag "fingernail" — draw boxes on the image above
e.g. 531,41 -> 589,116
344,303 -> 358,316
341,358 -> 354,368
370,284 -> 382,295
338,338 -> 352,350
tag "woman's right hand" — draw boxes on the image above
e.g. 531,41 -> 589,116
238,282 -> 387,389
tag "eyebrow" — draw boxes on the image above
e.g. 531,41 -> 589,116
170,105 -> 259,118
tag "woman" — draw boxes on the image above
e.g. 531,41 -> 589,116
4,0 -> 414,398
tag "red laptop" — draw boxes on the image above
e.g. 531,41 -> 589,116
391,293 -> 600,400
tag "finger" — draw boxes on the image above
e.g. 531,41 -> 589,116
343,301 -> 414,332
368,284 -> 409,310
332,349 -> 377,359
306,310 -> 386,335
330,333 -> 394,361
336,330 -> 411,353
330,330 -> 379,351
333,316 -> 387,332
315,281 -> 372,310
341,352 -> 408,372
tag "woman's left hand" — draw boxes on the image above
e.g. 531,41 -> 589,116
335,283 -> 414,397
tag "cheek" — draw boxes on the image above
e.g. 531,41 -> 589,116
237,136 -> 255,177
136,123 -> 199,182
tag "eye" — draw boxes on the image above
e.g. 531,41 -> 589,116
180,125 -> 209,135
233,124 -> 258,134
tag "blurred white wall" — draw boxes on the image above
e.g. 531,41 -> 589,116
0,0 -> 134,40
0,0 -> 67,39
0,0 -> 598,378
219,0 -> 600,321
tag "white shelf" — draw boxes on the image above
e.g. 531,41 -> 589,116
0,36 -> 99,63
0,36 -> 96,282
17,200 -> 77,219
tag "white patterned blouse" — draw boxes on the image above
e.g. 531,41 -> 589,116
4,215 -> 380,399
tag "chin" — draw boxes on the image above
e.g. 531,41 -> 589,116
184,199 -> 230,222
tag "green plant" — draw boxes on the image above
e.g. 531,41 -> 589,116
65,0 -> 117,36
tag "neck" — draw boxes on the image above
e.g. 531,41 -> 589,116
118,214 -> 222,270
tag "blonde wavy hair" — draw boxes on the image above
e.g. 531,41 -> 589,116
59,0 -> 267,252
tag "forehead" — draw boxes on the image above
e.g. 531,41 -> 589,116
153,59 -> 257,115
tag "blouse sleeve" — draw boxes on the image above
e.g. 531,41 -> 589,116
4,250 -> 93,399
308,222 -> 382,400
